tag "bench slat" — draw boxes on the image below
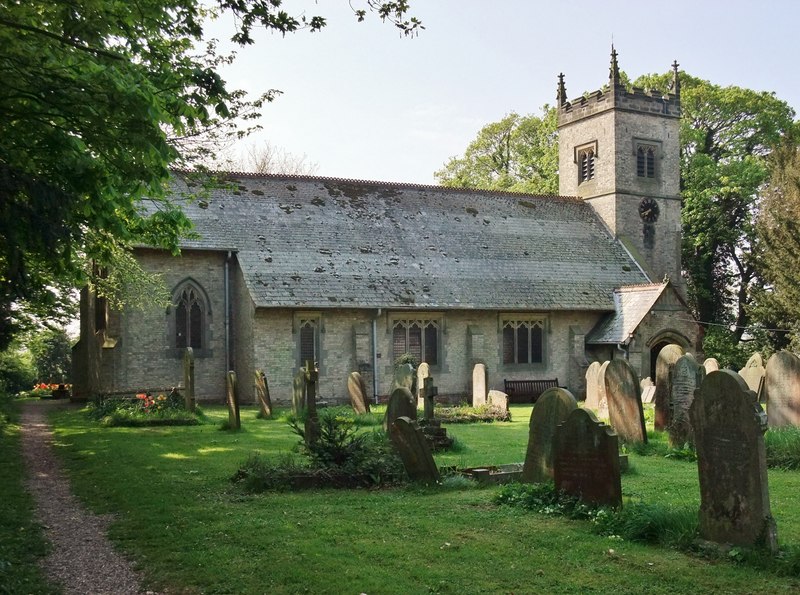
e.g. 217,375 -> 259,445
503,379 -> 559,404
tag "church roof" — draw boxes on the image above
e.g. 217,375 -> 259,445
168,173 -> 649,311
585,283 -> 668,344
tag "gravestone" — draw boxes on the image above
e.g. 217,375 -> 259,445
384,386 -> 417,431
421,376 -> 438,421
472,363 -> 488,407
654,344 -> 684,430
416,362 -> 430,408
765,351 -> 800,428
668,353 -> 704,446
690,370 -> 777,551
584,362 -> 601,409
640,377 -> 654,390
553,408 -> 622,508
604,359 -> 647,444
392,363 -> 416,394
522,388 -> 578,483
183,347 -> 196,412
488,389 -> 509,413
390,416 -> 440,484
347,371 -> 370,415
703,357 -> 720,374
641,386 -> 656,404
303,360 -> 320,447
226,370 -> 241,430
595,361 -> 610,419
292,368 -> 306,416
739,352 -> 766,402
254,369 -> 273,418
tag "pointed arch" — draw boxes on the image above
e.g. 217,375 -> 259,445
170,278 -> 211,350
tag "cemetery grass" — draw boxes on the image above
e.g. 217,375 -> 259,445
0,396 -> 58,594
44,403 -> 800,594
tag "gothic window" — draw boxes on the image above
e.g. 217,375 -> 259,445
298,318 -> 319,367
502,318 -> 545,365
174,284 -> 206,349
578,148 -> 596,183
636,143 -> 657,178
392,318 -> 439,365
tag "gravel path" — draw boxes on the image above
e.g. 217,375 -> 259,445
20,401 -> 156,595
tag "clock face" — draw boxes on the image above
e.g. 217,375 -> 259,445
638,197 -> 660,223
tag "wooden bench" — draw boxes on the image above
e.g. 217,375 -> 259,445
503,379 -> 559,404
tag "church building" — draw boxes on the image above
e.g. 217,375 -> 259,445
72,50 -> 700,404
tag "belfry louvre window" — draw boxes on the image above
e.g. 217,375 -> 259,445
298,319 -> 319,366
578,148 -> 595,183
175,286 -> 204,349
502,318 -> 545,365
392,319 -> 439,365
637,146 -> 656,178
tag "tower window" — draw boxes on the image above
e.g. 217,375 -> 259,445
636,144 -> 657,178
578,148 -> 596,183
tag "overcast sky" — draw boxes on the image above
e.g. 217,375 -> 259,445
206,1 -> 800,185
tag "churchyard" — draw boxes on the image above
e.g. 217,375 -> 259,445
4,349 -> 800,592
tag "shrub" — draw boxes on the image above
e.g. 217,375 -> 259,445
86,391 -> 199,427
592,501 -> 698,549
493,482 -> 604,520
434,404 -> 511,423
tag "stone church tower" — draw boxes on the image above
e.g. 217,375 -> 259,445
557,48 -> 682,291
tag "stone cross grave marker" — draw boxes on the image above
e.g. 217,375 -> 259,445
390,416 -> 440,484
183,347 -> 196,413
553,408 -> 622,508
605,358 -> 647,444
655,344 -> 684,430
421,376 -> 438,421
292,368 -> 306,416
416,362 -> 430,409
584,362 -> 601,409
384,386 -> 417,431
488,389 -> 509,413
596,361 -> 610,419
739,352 -> 766,402
668,353 -> 704,447
303,360 -> 320,447
765,351 -> 800,428
472,363 -> 487,407
347,371 -> 370,415
254,369 -> 273,418
226,370 -> 241,430
703,358 -> 720,374
689,370 -> 777,551
522,387 -> 578,483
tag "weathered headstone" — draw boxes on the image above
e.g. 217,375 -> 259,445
553,408 -> 622,508
668,353 -> 704,446
347,371 -> 370,415
739,352 -> 766,402
226,370 -> 241,430
254,369 -> 273,418
472,363 -> 488,407
303,360 -> 320,447
595,361 -> 610,419
421,376 -> 438,421
416,362 -> 430,409
292,368 -> 306,416
765,351 -> 800,428
605,358 -> 647,444
390,416 -> 440,484
183,347 -> 196,412
690,370 -> 777,551
584,362 -> 601,409
522,388 -> 578,483
641,386 -> 656,404
703,357 -> 720,374
384,386 -> 417,431
487,389 -> 509,413
654,344 -> 685,430
392,363 -> 416,394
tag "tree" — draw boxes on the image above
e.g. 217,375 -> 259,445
754,139 -> 800,348
28,327 -> 73,383
218,142 -> 320,175
434,108 -> 558,195
0,1 -> 421,350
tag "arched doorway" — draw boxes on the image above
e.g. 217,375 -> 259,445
647,330 -> 691,381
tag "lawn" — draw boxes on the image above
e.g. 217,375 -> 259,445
24,402 -> 800,593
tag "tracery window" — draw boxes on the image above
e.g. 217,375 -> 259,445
174,284 -> 206,349
298,318 -> 319,367
502,318 -> 545,365
578,148 -> 595,183
637,145 -> 656,178
392,319 -> 439,365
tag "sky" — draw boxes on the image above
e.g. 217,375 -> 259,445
205,1 -> 800,185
